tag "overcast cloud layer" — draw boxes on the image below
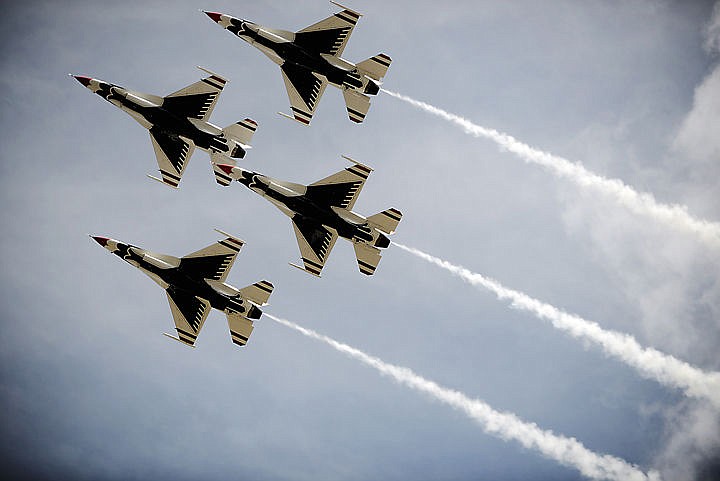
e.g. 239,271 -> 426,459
1,1 -> 719,480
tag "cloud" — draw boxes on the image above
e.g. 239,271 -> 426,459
558,5 -> 720,479
704,2 -> 720,54
651,401 -> 720,481
672,66 -> 720,163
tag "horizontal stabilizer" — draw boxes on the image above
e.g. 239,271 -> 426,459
223,118 -> 257,146
227,312 -> 255,347
342,90 -> 371,123
238,280 -> 274,307
356,53 -> 392,81
367,208 -> 402,234
353,243 -> 382,276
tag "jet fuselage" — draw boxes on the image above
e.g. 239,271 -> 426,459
91,81 -> 245,158
227,18 -> 376,94
236,169 -> 388,248
106,240 -> 259,318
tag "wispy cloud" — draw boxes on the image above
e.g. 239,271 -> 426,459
703,1 -> 720,54
392,242 -> 720,408
266,313 -> 660,481
381,89 -> 720,249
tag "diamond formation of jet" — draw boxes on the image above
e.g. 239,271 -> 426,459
84,4 -> 402,352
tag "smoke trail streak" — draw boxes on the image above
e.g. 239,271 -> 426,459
392,241 -> 720,408
266,313 -> 659,481
381,89 -> 720,248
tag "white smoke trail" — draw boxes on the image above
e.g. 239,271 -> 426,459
381,89 -> 720,248
266,313 -> 659,481
392,241 -> 720,409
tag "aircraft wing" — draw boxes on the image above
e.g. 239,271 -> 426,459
163,70 -> 228,122
166,290 -> 211,347
179,233 -> 244,283
149,128 -> 196,188
295,5 -> 361,57
291,216 -> 338,276
305,161 -> 372,210
280,63 -> 328,125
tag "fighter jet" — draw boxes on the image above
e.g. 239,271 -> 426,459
72,67 -> 257,188
216,157 -> 402,276
90,230 -> 274,348
203,2 -> 391,125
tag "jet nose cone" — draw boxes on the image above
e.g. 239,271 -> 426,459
72,75 -> 93,87
203,11 -> 223,23
90,235 -> 110,247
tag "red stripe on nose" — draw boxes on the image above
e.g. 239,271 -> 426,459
73,75 -> 92,87
204,11 -> 222,23
92,236 -> 109,247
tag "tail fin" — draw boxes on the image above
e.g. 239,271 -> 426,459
343,90 -> 371,123
356,53 -> 392,81
238,280 -> 274,306
367,208 -> 402,235
223,118 -> 258,146
210,153 -> 235,186
354,243 -> 382,276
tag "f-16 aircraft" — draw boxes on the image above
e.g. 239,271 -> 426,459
72,67 -> 257,188
203,2 -> 391,125
216,157 -> 402,276
90,231 -> 273,348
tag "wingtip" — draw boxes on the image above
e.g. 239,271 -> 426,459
341,155 -> 373,171
329,1 -> 363,17
289,262 -> 322,278
214,228 -> 245,245
147,174 -> 179,189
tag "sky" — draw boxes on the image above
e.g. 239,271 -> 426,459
1,0 -> 719,480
